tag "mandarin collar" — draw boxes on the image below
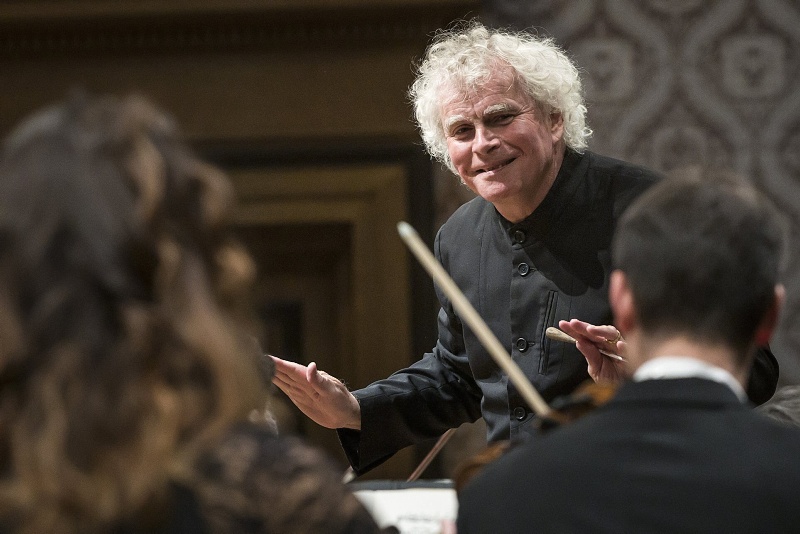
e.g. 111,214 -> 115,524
499,147 -> 587,242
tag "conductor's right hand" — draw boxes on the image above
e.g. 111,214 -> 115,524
271,356 -> 362,431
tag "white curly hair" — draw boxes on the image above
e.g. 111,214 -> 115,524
409,21 -> 591,172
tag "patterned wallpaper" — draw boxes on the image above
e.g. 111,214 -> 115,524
469,0 -> 800,386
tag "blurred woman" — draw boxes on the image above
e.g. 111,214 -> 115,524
0,93 -> 379,534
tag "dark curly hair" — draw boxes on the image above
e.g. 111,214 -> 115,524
0,93 -> 266,533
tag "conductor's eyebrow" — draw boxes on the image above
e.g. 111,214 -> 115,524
444,114 -> 467,132
444,102 -> 518,133
483,103 -> 513,116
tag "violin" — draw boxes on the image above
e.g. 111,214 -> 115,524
537,379 -> 618,431
451,379 -> 618,494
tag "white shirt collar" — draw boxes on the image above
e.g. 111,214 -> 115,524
633,356 -> 748,403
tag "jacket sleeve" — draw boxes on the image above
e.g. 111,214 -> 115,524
337,229 -> 484,476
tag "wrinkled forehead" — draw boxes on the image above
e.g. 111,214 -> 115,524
438,65 -> 537,120
439,62 -> 520,102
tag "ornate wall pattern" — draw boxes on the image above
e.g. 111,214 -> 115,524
480,0 -> 800,386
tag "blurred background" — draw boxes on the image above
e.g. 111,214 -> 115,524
2,0 -> 799,481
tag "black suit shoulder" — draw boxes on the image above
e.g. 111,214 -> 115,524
438,196 -> 493,237
458,380 -> 800,533
580,150 -> 662,218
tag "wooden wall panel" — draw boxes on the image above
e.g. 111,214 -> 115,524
0,0 -> 481,480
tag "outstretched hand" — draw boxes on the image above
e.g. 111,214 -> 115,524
271,356 -> 362,431
558,319 -> 630,385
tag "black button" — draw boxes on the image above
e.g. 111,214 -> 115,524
515,337 -> 529,352
518,263 -> 530,276
513,406 -> 527,420
513,230 -> 526,244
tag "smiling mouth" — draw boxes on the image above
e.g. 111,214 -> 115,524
476,158 -> 515,175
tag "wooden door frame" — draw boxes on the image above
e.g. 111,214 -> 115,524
199,138 -> 438,479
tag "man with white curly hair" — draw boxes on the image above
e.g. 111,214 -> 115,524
272,21 -> 779,477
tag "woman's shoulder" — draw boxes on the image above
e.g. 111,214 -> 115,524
192,422 -> 382,534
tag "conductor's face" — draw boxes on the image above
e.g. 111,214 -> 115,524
441,67 -> 565,222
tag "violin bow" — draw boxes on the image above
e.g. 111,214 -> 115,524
398,221 -> 552,481
397,222 -> 551,418
407,427 -> 457,482
342,223 -> 551,484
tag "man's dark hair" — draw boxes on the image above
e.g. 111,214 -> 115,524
612,167 -> 787,362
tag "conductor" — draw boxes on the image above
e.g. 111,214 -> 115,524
271,21 -> 779,476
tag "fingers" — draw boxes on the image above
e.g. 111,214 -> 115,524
558,319 -> 601,343
271,356 -> 340,399
271,355 -> 308,382
585,324 -> 622,346
557,319 -> 585,339
307,361 -> 322,386
271,355 -> 318,387
559,320 -> 628,384
271,356 -> 318,400
272,372 -> 307,401
268,355 -> 358,429
616,339 -> 628,359
272,359 -> 333,422
575,338 -> 605,380
559,319 -> 622,346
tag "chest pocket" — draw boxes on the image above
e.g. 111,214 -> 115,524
539,290 -> 558,374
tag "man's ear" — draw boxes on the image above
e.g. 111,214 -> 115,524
754,284 -> 785,346
549,111 -> 564,142
610,270 -> 636,334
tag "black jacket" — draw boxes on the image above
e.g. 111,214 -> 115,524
458,378 -> 800,533
339,149 -> 778,475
